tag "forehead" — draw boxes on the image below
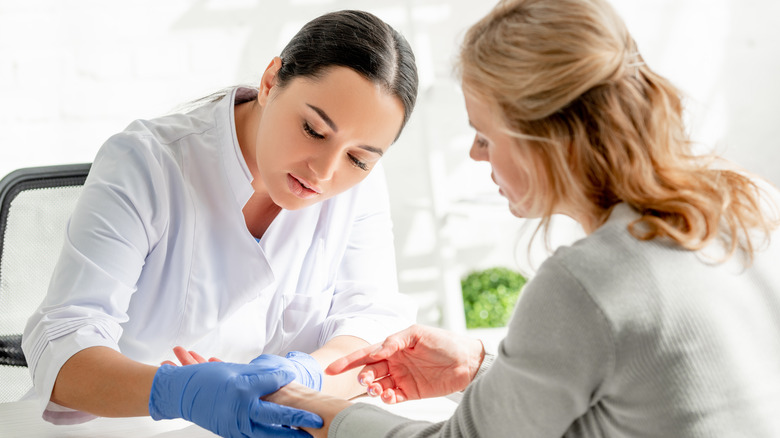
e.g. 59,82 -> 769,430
463,88 -> 501,131
279,67 -> 404,145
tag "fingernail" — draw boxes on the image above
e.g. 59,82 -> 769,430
368,386 -> 378,396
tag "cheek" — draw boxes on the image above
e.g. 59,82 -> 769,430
493,157 -> 530,200
257,122 -> 297,163
333,168 -> 370,193
491,152 -> 518,185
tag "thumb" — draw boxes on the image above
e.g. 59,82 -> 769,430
371,333 -> 411,359
248,368 -> 297,397
250,399 -> 323,429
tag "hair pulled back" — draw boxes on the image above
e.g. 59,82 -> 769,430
277,10 -> 418,135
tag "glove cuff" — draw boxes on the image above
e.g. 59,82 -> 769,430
149,364 -> 189,421
285,351 -> 323,391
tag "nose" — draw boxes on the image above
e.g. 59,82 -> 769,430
469,137 -> 488,162
308,148 -> 341,181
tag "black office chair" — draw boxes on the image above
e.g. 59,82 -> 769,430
0,163 -> 91,402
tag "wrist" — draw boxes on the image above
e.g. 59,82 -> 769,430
265,382 -> 351,438
468,339 -> 487,381
149,364 -> 188,420
474,349 -> 495,381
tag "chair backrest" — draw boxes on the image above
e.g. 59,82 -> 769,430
0,163 -> 91,403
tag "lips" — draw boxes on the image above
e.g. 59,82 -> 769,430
287,174 -> 321,200
490,173 -> 505,196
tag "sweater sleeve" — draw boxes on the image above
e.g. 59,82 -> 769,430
329,256 -> 614,437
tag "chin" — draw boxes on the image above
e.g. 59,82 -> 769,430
507,200 -> 537,219
275,191 -> 329,211
508,207 -> 526,218
275,198 -> 313,211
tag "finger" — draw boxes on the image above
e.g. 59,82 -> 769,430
358,370 -> 373,387
188,350 -> 208,363
250,399 -> 324,429
367,373 -> 396,397
370,333 -> 410,360
327,326 -> 420,375
172,346 -> 198,365
367,382 -> 381,397
381,387 -> 409,404
325,343 -> 381,375
250,369 -> 297,396
381,387 -> 397,404
160,360 -> 177,366
393,388 -> 409,403
208,357 -> 223,362
357,362 -> 390,386
326,336 -> 407,375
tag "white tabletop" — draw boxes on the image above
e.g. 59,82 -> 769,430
0,396 -> 457,437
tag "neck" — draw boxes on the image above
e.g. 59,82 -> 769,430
235,98 -> 261,178
234,97 -> 280,238
243,193 -> 282,239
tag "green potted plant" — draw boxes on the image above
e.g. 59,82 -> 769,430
461,267 -> 526,329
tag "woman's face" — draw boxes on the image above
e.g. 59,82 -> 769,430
254,63 -> 405,210
463,90 -> 537,218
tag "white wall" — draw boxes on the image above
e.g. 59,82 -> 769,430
2,0 -> 779,328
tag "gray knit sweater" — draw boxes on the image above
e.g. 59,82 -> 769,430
329,204 -> 780,437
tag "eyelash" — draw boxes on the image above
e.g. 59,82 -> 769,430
303,121 -> 369,172
303,121 -> 325,140
475,135 -> 489,148
350,156 -> 369,171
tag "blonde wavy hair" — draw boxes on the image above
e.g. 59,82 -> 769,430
458,0 -> 778,263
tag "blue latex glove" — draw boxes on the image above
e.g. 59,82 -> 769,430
149,355 -> 323,438
285,351 -> 323,391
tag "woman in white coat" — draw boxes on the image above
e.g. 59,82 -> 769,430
21,9 -> 418,437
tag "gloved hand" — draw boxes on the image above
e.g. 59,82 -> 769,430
149,354 -> 323,438
285,351 -> 323,391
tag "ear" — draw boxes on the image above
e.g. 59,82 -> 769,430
257,56 -> 283,106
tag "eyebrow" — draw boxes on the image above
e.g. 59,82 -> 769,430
360,145 -> 384,157
307,104 -> 338,132
307,103 -> 384,157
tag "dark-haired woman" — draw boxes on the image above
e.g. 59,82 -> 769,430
21,10 -> 418,437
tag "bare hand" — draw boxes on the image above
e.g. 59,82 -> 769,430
325,324 -> 484,404
160,346 -> 222,366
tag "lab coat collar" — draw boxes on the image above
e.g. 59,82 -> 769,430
218,86 -> 256,211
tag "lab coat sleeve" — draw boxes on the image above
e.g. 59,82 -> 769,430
318,165 -> 416,346
21,129 -> 167,422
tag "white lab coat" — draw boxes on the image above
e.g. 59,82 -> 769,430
22,87 -> 415,423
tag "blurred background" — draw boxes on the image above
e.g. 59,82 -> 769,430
1,0 -> 779,332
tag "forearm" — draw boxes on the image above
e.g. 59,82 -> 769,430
310,335 -> 368,398
51,346 -> 157,417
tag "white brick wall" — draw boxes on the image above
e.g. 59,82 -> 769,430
1,0 -> 779,328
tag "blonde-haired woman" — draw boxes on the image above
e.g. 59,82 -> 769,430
201,0 -> 780,436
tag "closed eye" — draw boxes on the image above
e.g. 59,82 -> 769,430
303,120 -> 368,171
303,121 -> 325,140
349,155 -> 369,171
